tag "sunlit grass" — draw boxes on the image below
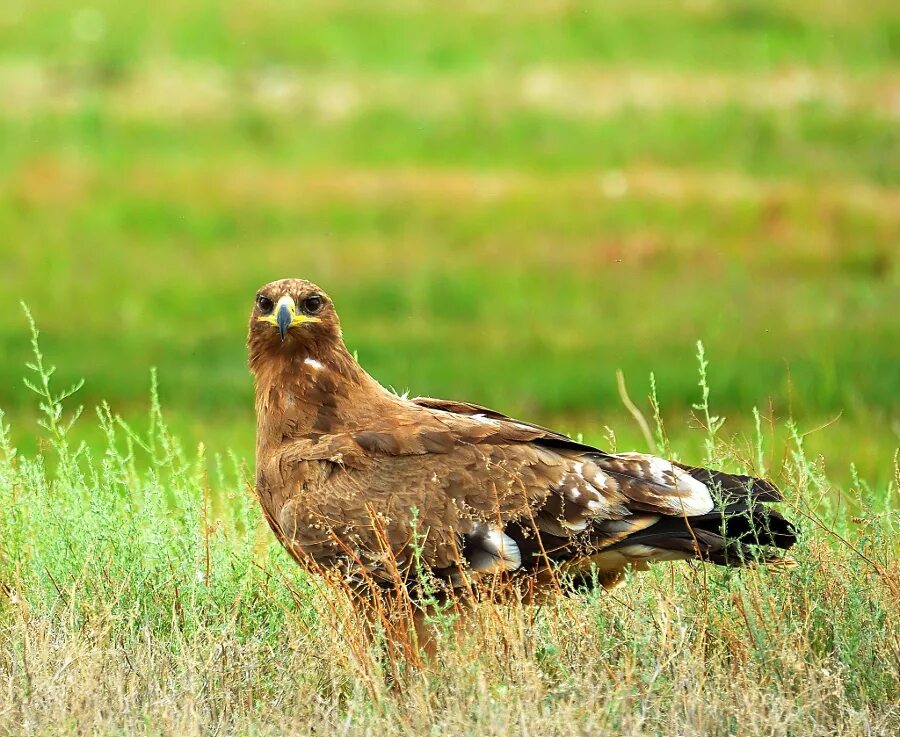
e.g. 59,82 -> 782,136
0,1 -> 898,731
1,315 -> 896,735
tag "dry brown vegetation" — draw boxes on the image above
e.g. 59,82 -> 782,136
1,329 -> 896,735
2,0 -> 898,733
3,543 -> 897,736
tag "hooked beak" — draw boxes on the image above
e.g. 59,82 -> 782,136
276,300 -> 293,342
256,295 -> 322,341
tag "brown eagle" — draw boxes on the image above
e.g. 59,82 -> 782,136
249,278 -> 796,635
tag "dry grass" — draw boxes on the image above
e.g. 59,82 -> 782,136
0,325 -> 897,736
1,2 -> 898,732
3,551 -> 897,736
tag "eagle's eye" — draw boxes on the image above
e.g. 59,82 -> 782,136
302,295 -> 324,315
256,295 -> 274,313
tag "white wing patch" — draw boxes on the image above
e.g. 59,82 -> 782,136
465,522 -> 522,572
561,517 -> 589,533
538,452 -> 716,541
470,413 -> 501,426
613,453 -> 715,516
667,465 -> 715,515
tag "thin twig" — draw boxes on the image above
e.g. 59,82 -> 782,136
616,369 -> 657,453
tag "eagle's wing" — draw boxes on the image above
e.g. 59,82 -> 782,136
270,398 -> 795,588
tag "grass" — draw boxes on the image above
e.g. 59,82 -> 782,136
2,0 -> 898,72
0,0 -> 898,732
0,322 -> 896,735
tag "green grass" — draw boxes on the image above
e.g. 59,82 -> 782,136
0,0 -> 898,732
0,326 -> 896,735
1,105 -> 897,181
2,0 -> 898,72
2,155 -> 896,479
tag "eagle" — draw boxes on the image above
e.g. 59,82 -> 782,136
248,278 -> 796,646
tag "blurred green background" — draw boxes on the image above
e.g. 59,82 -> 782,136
0,0 -> 897,482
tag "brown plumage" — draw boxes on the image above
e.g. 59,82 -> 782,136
248,278 -> 796,608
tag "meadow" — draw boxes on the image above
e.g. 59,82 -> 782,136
1,1 -> 898,734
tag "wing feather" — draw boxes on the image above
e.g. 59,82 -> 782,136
271,397 -> 794,588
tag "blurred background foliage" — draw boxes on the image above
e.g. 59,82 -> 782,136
0,0 -> 897,481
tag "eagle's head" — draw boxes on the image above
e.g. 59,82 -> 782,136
247,278 -> 342,370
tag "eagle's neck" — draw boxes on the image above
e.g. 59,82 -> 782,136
252,339 -> 392,454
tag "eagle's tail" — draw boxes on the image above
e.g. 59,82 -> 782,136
605,462 -> 798,568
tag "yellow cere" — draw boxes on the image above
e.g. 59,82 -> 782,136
257,295 -> 321,327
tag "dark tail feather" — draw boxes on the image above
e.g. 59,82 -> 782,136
611,468 -> 797,567
675,462 -> 784,503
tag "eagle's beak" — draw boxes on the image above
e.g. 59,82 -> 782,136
276,300 -> 293,342
257,295 -> 321,340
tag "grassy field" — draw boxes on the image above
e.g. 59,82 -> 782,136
1,1 -> 898,734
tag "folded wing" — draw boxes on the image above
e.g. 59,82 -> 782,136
274,396 -> 796,590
